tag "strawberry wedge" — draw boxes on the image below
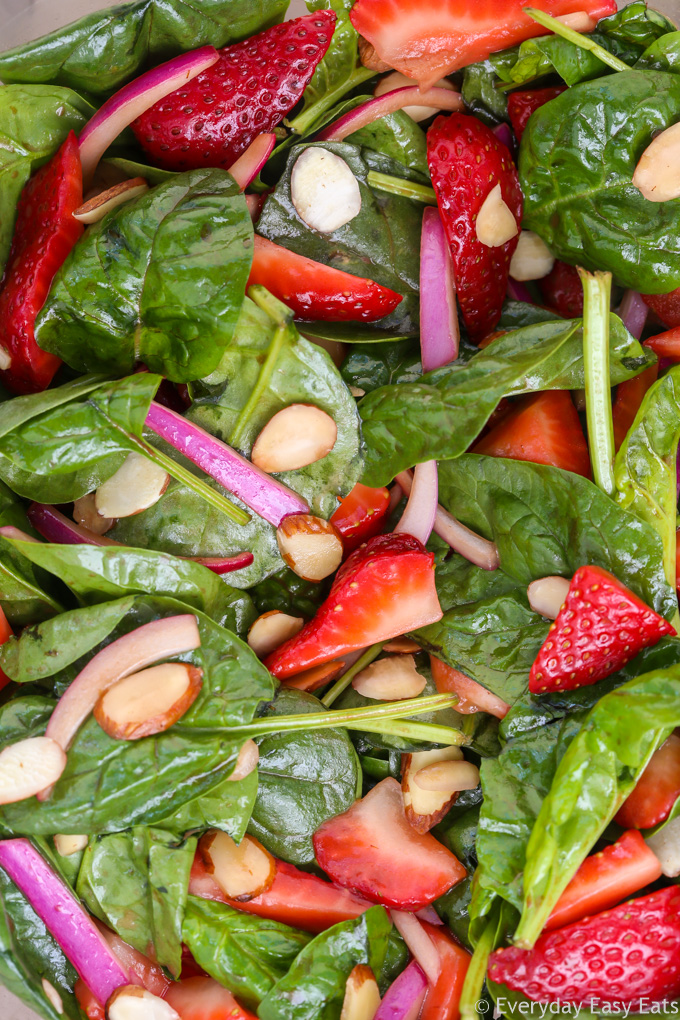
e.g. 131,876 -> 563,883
313,778 -> 466,910
165,977 -> 257,1020
264,533 -> 442,679
248,237 -> 403,322
615,734 -> 680,830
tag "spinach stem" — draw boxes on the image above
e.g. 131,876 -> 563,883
321,644 -> 384,707
580,268 -> 615,497
228,323 -> 289,449
367,171 -> 437,205
349,718 -> 467,744
459,916 -> 500,1020
287,66 -> 376,137
523,8 -> 632,72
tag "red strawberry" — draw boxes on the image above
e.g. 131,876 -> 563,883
0,132 -> 83,394
263,533 -> 442,679
612,363 -> 659,451
642,287 -> 680,329
164,977 -> 257,1020
529,565 -> 675,694
539,259 -> 584,319
132,13 -> 335,172
507,86 -> 566,142
329,482 -> 391,553
645,326 -> 680,361
615,733 -> 680,830
427,113 -> 523,338
489,886 -> 680,1006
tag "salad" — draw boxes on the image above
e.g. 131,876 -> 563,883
1,0 -> 680,1016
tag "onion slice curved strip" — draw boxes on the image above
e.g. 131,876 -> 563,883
318,86 -> 462,143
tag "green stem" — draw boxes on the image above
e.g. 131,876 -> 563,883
287,66 -> 376,137
523,8 -> 632,72
460,917 -> 499,1020
351,718 -> 467,744
367,171 -> 437,205
580,268 -> 615,497
228,323 -> 289,449
322,644 -> 384,707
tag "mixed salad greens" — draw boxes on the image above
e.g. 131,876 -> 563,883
2,0 -> 680,1017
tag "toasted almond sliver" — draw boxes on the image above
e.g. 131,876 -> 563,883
0,737 -> 67,805
94,452 -> 169,519
340,963 -> 382,1020
94,662 -> 203,741
251,404 -> 338,472
475,183 -> 518,248
73,492 -> 114,535
276,514 -> 343,581
413,759 -> 480,794
633,122 -> 680,203
527,575 -> 571,620
402,746 -> 464,833
248,610 -> 305,658
199,831 -> 276,901
54,834 -> 89,857
228,739 -> 259,782
352,655 -> 426,701
283,659 -> 346,692
106,985 -> 180,1020
73,177 -> 149,224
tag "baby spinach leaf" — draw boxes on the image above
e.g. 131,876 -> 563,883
359,315 -> 651,485
154,770 -> 258,841
36,170 -> 253,383
258,906 -> 392,1020
429,553 -> 522,614
341,338 -> 422,394
462,52 -> 515,126
519,70 -> 680,292
182,897 -> 312,1006
251,568 -> 325,620
0,486 -> 64,626
637,30 -> 680,72
346,107 -> 429,178
0,0 -> 288,96
76,828 -> 196,976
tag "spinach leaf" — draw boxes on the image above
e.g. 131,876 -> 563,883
0,85 -> 93,277
35,170 -> 253,383
0,0 -> 288,96
359,315 -> 651,485
258,906 -> 392,1020
248,688 -> 360,866
519,70 -> 680,293
182,897 -> 311,1006
461,52 -> 515,126
341,338 -> 422,394
154,770 -> 258,841
347,108 -> 429,178
76,828 -> 196,976
637,30 -> 680,72
429,553 -> 522,614
0,486 -> 64,626
251,568 -> 325,619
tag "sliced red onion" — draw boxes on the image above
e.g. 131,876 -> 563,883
228,133 -> 276,191
394,461 -> 438,545
192,552 -> 254,574
415,905 -> 443,926
492,122 -> 514,150
318,86 -> 463,143
374,960 -> 428,1020
390,910 -> 440,985
78,46 -> 219,187
0,839 -> 128,1005
145,401 -> 309,527
419,207 -> 459,372
619,289 -> 649,340
0,525 -> 39,543
507,277 -> 535,304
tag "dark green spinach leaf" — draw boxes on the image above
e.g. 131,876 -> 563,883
153,771 -> 258,841
341,338 -> 421,394
637,30 -> 680,72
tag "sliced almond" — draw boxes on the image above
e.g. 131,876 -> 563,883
352,655 -> 426,701
358,36 -> 391,72
54,834 -> 89,857
228,739 -> 260,782
283,659 -> 346,692
0,737 -> 67,804
556,10 -> 596,31
0,348 -> 11,372
276,514 -> 343,581
74,178 -> 149,224
633,121 -> 680,203
527,575 -> 570,620
199,831 -> 276,901
475,183 -> 518,248
106,985 -> 180,1020
94,453 -> 170,519
291,148 -> 362,233
94,662 -> 203,741
341,964 -> 381,1020
251,404 -> 338,473
374,71 -> 455,121
509,230 -> 555,281
382,637 -> 420,654
414,759 -> 480,793
42,979 -> 64,1015
248,610 -> 305,658
402,746 -> 464,833
73,492 -> 115,535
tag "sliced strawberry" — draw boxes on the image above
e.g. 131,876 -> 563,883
507,86 -> 566,142
419,923 -> 471,1020
643,287 -> 680,329
645,326 -> 680,361
612,363 -> 659,451
189,853 -> 372,933
545,830 -> 662,931
132,14 -> 335,172
75,982 -> 105,1020
330,482 -> 391,554
427,113 -> 523,338
538,260 -> 583,319
164,977 -> 256,1020
248,236 -> 402,323
0,132 -> 83,394
472,390 -> 591,477
349,0 -> 616,89
529,565 -> 675,694
264,533 -> 442,679
75,924 -> 170,1015
0,607 -> 12,692
489,886 -> 680,1006
615,733 -> 680,830
313,778 -> 466,910
430,655 -> 509,718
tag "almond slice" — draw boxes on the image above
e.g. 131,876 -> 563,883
352,655 -> 426,701
228,739 -> 260,782
556,10 -> 596,31
73,492 -> 115,535
291,148 -> 362,233
54,834 -> 89,857
106,986 -> 180,1020
74,178 -> 149,224
0,737 -> 67,804
358,36 -> 391,72
247,610 -> 305,658
276,514 -> 343,581
251,405 -> 338,472
509,230 -> 555,281
633,121 -> 680,203
475,183 -> 518,248
94,453 -> 170,518
527,575 -> 571,620
341,964 -> 381,1020
414,759 -> 480,793
283,659 -> 346,692
42,978 -> 64,1015
382,637 -> 420,654
199,831 -> 276,901
402,746 -> 464,833
94,662 -> 202,741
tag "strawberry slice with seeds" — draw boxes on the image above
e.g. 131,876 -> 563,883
427,113 -> 523,338
132,13 -> 335,172
507,86 -> 566,142
529,565 -> 675,694
642,287 -> 680,329
615,733 -> 680,830
539,259 -> 584,319
489,886 -> 680,1006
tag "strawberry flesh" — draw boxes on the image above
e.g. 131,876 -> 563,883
132,13 -> 335,172
615,733 -> 680,830
529,565 -> 675,694
507,86 -> 566,142
642,287 -> 680,329
539,260 -> 584,319
164,976 -> 257,1020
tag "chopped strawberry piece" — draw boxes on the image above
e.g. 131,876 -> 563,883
264,533 -> 442,678
507,87 -> 566,142
643,287 -> 680,329
349,0 -> 616,89
473,390 -> 591,477
430,655 -> 509,718
538,260 -> 584,319
0,132 -> 83,394
644,326 -> 680,361
97,925 -> 170,996
248,236 -> 402,322
330,482 -> 391,554
529,565 -> 675,694
545,830 -> 662,931
489,886 -> 680,1006
164,977 -> 257,1020
0,607 -> 12,692
132,14 -> 335,172
313,777 -> 466,910
419,923 -> 471,1020
615,733 -> 680,830
427,113 -> 523,338
189,854 -> 371,933
75,982 -> 105,1020
612,363 -> 659,451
